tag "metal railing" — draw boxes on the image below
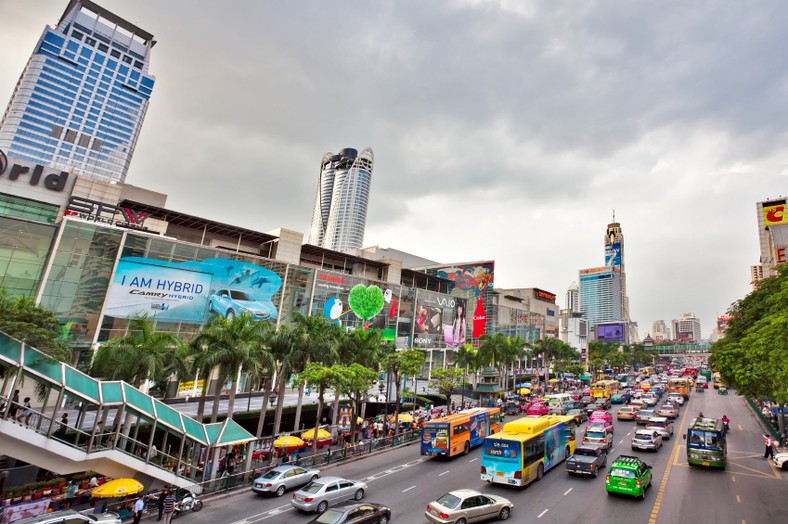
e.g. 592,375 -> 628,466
746,397 -> 781,442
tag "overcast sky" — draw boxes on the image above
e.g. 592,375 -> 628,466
2,1 -> 786,338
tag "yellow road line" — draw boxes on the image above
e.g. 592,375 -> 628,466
736,495 -> 741,503
648,396 -> 692,524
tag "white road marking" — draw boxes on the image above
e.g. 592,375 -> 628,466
619,439 -> 624,444
564,488 -> 572,496
469,458 -> 478,463
439,470 -> 450,476
538,508 -> 549,518
403,485 -> 417,492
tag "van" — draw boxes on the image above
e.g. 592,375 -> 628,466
12,509 -> 121,523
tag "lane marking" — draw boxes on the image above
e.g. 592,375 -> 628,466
538,509 -> 548,518
647,394 -> 691,524
563,488 -> 572,496
403,485 -> 416,492
469,458 -> 478,463
731,475 -> 735,482
736,495 -> 741,503
619,439 -> 624,444
439,470 -> 450,476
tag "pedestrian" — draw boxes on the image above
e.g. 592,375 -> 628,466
162,490 -> 176,524
132,496 -> 145,524
7,390 -> 19,421
764,434 -> 775,460
54,412 -> 69,438
20,397 -> 32,426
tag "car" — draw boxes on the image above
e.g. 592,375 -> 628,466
253,465 -> 321,497
549,404 -> 568,415
526,403 -> 549,416
566,444 -> 608,477
568,400 -> 586,411
616,406 -> 638,421
308,502 -> 391,524
611,392 -> 631,404
773,451 -> 788,471
656,404 -> 678,419
589,410 -> 614,428
666,393 -> 685,406
606,455 -> 653,499
580,395 -> 594,406
567,408 -> 588,424
291,476 -> 368,513
425,489 -> 513,524
12,510 -> 121,524
583,426 -> 614,450
209,288 -> 274,320
635,409 -> 656,425
631,429 -> 663,451
645,417 -> 674,440
641,395 -> 658,407
595,397 -> 612,410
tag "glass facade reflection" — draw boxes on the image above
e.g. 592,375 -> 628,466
0,216 -> 57,297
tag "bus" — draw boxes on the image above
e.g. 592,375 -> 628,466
480,415 -> 577,487
668,377 -> 690,399
420,407 -> 502,458
590,380 -> 620,399
638,367 -> 654,378
684,417 -> 727,469
712,372 -> 722,388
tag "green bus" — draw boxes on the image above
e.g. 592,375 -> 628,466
684,417 -> 727,469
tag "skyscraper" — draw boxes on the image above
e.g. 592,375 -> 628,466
565,282 -> 579,313
0,0 -> 156,184
578,266 -> 623,329
307,147 -> 374,252
672,313 -> 702,343
604,219 -> 630,323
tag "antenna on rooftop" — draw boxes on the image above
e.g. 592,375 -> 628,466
613,209 -> 616,222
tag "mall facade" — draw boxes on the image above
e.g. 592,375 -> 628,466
0,150 -> 555,388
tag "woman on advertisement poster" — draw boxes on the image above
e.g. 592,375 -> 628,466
452,302 -> 467,347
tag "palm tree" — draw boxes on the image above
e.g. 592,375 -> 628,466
499,335 -> 526,390
268,325 -> 299,436
477,332 -> 508,386
453,344 -> 479,405
190,313 -> 274,422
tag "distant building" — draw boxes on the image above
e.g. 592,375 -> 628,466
750,264 -> 764,290
307,147 -> 374,252
652,320 -> 670,343
672,313 -> 702,344
579,265 -> 623,335
565,282 -> 580,313
756,198 -> 788,277
0,0 -> 156,184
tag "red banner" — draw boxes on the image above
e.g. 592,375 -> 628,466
472,298 -> 486,338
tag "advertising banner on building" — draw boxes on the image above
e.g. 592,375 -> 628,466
596,322 -> 626,342
103,256 -> 282,323
314,271 -> 397,338
431,262 -> 494,338
412,291 -> 466,349
605,242 -> 621,268
762,199 -> 787,228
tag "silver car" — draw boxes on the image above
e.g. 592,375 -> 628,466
425,489 -> 513,524
13,510 -> 121,523
252,465 -> 320,497
631,429 -> 663,451
291,476 -> 367,513
646,417 -> 674,439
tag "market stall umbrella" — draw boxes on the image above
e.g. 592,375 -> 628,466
273,435 -> 306,448
548,378 -> 560,383
389,413 -> 413,423
517,388 -> 531,395
91,478 -> 144,499
300,428 -> 332,441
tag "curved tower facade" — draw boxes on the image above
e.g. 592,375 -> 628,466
307,147 -> 373,252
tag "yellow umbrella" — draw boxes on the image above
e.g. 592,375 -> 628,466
91,478 -> 144,499
390,413 -> 413,423
517,388 -> 531,395
548,378 -> 560,383
273,435 -> 306,447
301,428 -> 332,441
357,417 -> 364,425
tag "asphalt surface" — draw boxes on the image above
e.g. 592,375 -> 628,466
149,387 -> 786,524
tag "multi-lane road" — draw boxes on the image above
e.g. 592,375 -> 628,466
177,389 -> 785,524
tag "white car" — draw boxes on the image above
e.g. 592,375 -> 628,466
291,476 -> 367,513
773,451 -> 788,470
631,429 -> 663,451
645,417 -> 674,440
666,393 -> 685,406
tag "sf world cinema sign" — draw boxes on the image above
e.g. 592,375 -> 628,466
65,196 -> 152,231
0,149 -> 71,191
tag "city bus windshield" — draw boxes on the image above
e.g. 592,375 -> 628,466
687,429 -> 722,450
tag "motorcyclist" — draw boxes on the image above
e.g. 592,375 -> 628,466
698,411 -> 704,418
722,414 -> 730,433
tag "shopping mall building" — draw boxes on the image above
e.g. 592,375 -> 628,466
0,149 -> 555,389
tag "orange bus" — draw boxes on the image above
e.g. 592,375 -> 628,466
590,380 -> 620,399
420,407 -> 502,458
668,377 -> 690,399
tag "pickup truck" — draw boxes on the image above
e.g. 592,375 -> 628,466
565,444 -> 608,478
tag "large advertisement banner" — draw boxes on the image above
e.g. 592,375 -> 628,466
104,257 -> 282,323
763,199 -> 787,228
596,322 -> 625,342
431,262 -> 494,339
605,242 -> 621,268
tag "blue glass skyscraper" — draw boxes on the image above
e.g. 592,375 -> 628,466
0,0 -> 155,184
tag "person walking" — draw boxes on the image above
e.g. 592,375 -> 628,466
132,496 -> 145,524
161,489 -> 176,524
20,397 -> 32,426
764,434 -> 775,460
7,390 -> 19,421
156,489 -> 167,521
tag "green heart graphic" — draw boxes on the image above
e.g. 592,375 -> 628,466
348,284 -> 385,321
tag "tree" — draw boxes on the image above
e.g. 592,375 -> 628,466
337,363 -> 378,444
454,344 -> 480,389
710,265 -> 788,405
301,362 -> 349,455
0,288 -> 72,363
91,315 -> 184,390
267,325 -> 299,436
384,347 -> 425,434
190,312 -> 274,422
429,367 -> 463,409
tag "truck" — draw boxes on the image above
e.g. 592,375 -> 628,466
565,444 -> 608,477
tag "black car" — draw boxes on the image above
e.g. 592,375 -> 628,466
309,502 -> 391,524
595,397 -> 612,410
568,400 -> 586,410
581,395 -> 594,406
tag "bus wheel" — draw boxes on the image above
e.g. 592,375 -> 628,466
565,446 -> 571,459
464,442 -> 470,455
536,463 -> 544,481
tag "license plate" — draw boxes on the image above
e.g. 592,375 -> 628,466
702,461 -> 709,466
496,472 -> 504,476
431,509 -> 438,516
618,482 -> 627,486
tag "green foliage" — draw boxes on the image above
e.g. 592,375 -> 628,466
710,265 -> 788,404
429,367 -> 463,401
0,288 -> 72,363
348,284 -> 385,321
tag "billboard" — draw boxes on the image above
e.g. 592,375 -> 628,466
411,292 -> 466,349
314,271 -> 398,338
763,199 -> 787,228
605,242 -> 621,268
596,322 -> 626,342
431,262 -> 494,338
103,256 -> 282,323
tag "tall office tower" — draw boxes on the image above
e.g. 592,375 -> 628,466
756,198 -> 787,278
578,266 -> 623,330
0,1 -> 156,184
672,313 -> 702,344
307,147 -> 374,252
749,264 -> 764,290
604,218 -> 630,322
565,282 -> 579,313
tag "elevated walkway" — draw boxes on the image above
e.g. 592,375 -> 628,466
0,332 -> 255,491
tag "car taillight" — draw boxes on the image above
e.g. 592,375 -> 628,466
481,466 -> 487,474
601,438 -> 606,443
440,512 -> 449,519
304,497 -> 314,502
514,471 -> 522,479
636,479 -> 641,488
605,475 -> 610,482
582,437 -> 589,442
589,464 -> 594,470
426,505 -> 431,511
569,435 -> 575,441
265,483 -> 272,487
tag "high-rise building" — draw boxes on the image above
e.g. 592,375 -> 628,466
604,219 -> 630,322
307,147 -> 374,252
755,197 -> 787,278
749,264 -> 764,290
578,266 -> 623,329
565,282 -> 579,313
672,313 -> 702,344
0,0 -> 156,184
652,320 -> 670,342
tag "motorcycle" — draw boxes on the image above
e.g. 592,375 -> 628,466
722,419 -> 730,435
172,491 -> 203,518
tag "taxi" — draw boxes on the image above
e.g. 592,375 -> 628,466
606,455 -> 653,499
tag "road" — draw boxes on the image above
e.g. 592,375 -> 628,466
155,389 -> 786,524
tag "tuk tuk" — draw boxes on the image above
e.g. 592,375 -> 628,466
505,401 -> 520,416
718,385 -> 728,395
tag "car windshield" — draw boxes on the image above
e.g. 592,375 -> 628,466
635,433 -> 654,440
260,470 -> 280,480
315,509 -> 346,524
436,493 -> 462,509
638,411 -> 653,417
649,420 -> 667,428
610,468 -> 636,479
230,290 -> 252,300
586,431 -> 605,439
302,482 -> 324,494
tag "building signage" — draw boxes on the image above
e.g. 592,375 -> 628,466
533,288 -> 556,302
0,149 -> 70,191
763,199 -> 787,228
65,196 -> 151,231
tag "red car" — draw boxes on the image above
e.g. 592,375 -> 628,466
526,402 -> 549,416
